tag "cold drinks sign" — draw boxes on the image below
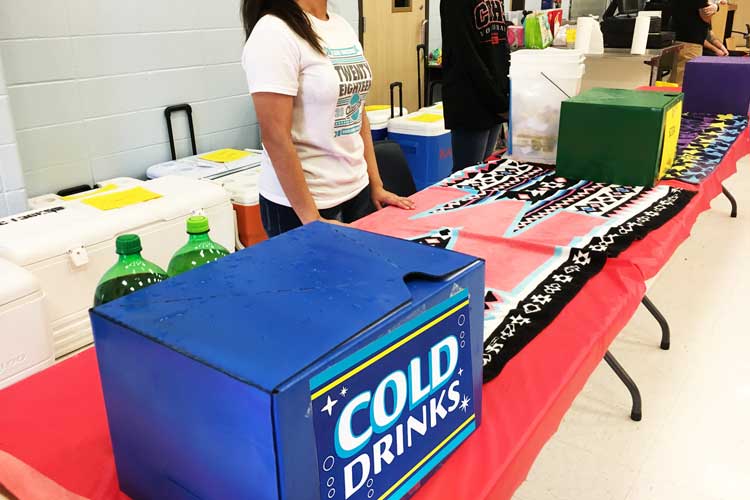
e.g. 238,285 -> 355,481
310,290 -> 476,500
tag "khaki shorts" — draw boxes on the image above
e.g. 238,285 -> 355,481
671,42 -> 703,85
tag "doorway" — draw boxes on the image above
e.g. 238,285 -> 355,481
360,0 -> 428,112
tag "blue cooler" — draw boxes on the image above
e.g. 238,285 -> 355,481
91,222 -> 485,500
366,105 -> 408,142
387,111 -> 453,190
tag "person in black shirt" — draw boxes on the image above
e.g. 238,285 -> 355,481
441,0 -> 510,173
671,0 -> 719,84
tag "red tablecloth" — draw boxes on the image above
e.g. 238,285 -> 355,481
0,131 -> 747,500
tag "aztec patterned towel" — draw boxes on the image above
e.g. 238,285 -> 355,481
662,113 -> 748,185
357,160 -> 695,382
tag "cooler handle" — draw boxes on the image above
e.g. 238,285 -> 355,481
390,82 -> 404,119
164,103 -> 198,161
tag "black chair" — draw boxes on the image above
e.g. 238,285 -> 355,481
374,140 -> 417,197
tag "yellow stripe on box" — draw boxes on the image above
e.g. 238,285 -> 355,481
310,299 -> 469,401
408,113 -> 443,124
81,187 -> 162,211
200,149 -> 252,163
366,105 -> 391,111
61,184 -> 118,201
378,414 -> 476,500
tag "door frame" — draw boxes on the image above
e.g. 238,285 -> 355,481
358,0 -> 431,107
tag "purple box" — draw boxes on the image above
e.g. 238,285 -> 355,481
683,57 -> 750,115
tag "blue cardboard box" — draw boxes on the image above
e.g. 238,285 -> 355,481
91,222 -> 485,500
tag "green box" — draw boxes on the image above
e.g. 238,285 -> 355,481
556,88 -> 683,187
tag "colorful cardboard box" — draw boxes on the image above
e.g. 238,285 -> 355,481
683,57 -> 750,115
90,222 -> 485,500
556,88 -> 683,186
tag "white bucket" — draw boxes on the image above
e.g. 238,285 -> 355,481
509,64 -> 586,164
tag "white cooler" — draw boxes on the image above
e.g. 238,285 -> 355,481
0,259 -> 53,389
146,149 -> 263,180
0,176 -> 234,358
366,106 -> 409,141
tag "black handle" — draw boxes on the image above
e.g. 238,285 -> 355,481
390,82 -> 404,119
428,80 -> 442,106
417,44 -> 426,110
164,104 -> 197,161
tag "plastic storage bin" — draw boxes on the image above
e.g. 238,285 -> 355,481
146,149 -> 263,180
556,88 -> 683,186
0,177 -> 235,358
0,259 -> 54,390
91,222 -> 485,500
388,111 -> 453,190
212,168 -> 267,248
683,57 -> 750,115
366,105 -> 408,142
509,48 -> 586,164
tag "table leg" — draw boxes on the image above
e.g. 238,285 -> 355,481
642,295 -> 671,350
722,184 -> 738,218
604,351 -> 643,422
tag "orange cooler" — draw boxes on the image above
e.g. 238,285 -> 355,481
214,169 -> 267,247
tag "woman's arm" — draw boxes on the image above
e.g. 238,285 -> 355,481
253,92 -> 332,224
359,112 -> 415,211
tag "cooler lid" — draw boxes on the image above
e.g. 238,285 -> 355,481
366,106 -> 409,128
216,169 -> 261,206
0,258 -> 40,306
0,176 -> 231,267
566,88 -> 683,109
92,222 -> 481,392
387,111 -> 449,136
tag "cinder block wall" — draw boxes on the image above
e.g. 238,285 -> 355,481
0,0 -> 358,204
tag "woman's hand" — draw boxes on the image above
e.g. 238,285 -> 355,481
371,186 -> 416,211
701,4 -> 719,17
318,217 -> 349,227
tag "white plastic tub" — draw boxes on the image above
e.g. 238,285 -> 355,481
510,61 -> 586,164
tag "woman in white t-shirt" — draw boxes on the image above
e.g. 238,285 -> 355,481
241,0 -> 415,237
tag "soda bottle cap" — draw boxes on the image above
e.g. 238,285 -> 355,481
187,215 -> 210,234
116,234 -> 142,255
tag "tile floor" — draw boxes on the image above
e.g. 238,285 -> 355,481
512,158 -> 750,500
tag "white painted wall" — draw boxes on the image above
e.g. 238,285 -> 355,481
0,0 -> 258,198
330,0 -> 360,34
429,0 -> 442,51
0,53 -> 26,216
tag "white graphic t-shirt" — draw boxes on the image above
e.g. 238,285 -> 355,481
242,13 -> 372,209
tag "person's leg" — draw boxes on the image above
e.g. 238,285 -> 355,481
259,195 -> 304,237
341,185 -> 375,223
451,128 -> 491,173
671,42 -> 703,85
482,124 -> 503,161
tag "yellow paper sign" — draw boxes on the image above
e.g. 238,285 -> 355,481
408,113 -> 444,124
82,187 -> 162,211
366,105 -> 391,111
62,184 -> 117,201
200,149 -> 252,163
658,100 -> 683,179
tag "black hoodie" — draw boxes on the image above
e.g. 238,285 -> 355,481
440,0 -> 511,130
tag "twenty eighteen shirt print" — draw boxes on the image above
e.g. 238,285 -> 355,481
328,45 -> 372,138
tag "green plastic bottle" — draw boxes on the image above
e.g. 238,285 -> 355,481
93,234 -> 169,306
167,216 -> 230,277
